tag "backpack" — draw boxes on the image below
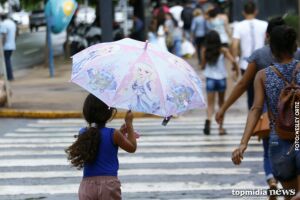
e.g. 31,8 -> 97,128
269,63 -> 300,140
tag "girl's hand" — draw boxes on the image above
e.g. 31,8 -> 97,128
232,144 -> 247,165
125,110 -> 133,126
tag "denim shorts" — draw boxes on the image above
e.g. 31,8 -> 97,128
206,78 -> 227,92
269,136 -> 300,181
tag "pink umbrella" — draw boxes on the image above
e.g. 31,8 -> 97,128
71,38 -> 206,118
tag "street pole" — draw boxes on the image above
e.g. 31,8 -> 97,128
0,35 -> 12,107
100,0 -> 113,42
45,1 -> 55,78
46,15 -> 55,77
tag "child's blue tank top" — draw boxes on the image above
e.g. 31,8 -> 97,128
79,127 -> 119,177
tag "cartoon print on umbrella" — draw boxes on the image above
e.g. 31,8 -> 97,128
87,68 -> 117,93
129,62 -> 160,114
168,56 -> 202,92
167,85 -> 195,112
72,45 -> 121,77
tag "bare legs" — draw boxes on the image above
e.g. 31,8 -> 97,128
204,91 -> 226,135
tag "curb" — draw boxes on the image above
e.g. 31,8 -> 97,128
0,109 -> 160,119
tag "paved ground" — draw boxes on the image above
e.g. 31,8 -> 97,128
0,116 -> 278,200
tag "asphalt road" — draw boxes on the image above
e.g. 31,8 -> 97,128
0,116 -> 273,200
12,28 -> 66,70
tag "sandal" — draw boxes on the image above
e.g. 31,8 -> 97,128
219,128 -> 227,135
203,120 -> 210,135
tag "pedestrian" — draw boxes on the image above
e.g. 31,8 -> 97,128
130,15 -> 144,41
231,25 -> 300,200
164,12 -> 182,56
65,94 -> 137,200
153,0 -> 170,28
206,7 -> 231,47
232,1 -> 268,109
181,0 -> 194,41
169,0 -> 183,28
148,18 -> 159,44
191,8 -> 206,65
201,31 -> 238,135
216,17 -> 289,198
0,12 -> 16,81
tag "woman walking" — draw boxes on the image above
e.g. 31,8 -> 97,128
231,25 -> 300,200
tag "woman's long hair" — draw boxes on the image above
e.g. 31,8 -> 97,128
65,94 -> 117,169
205,30 -> 222,65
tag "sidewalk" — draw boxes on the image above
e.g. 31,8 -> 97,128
0,56 -> 248,118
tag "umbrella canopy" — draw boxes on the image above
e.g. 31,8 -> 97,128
71,38 -> 206,117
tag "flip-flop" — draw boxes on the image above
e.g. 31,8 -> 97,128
219,129 -> 227,135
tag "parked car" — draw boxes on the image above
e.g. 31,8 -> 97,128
29,9 -> 46,32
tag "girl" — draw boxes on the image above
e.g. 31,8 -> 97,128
65,94 -> 137,200
231,25 -> 300,200
201,30 -> 238,135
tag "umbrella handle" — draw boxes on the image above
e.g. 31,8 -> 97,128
162,116 -> 172,126
144,40 -> 149,50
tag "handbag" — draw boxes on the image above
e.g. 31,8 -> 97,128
252,112 -> 270,138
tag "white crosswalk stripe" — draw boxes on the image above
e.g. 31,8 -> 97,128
0,117 -> 269,200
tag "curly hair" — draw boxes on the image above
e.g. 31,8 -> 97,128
205,30 -> 222,65
65,94 -> 117,169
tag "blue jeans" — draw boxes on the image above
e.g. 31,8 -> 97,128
206,78 -> 226,93
269,136 -> 300,182
4,50 -> 14,80
263,137 -> 274,181
173,39 -> 182,57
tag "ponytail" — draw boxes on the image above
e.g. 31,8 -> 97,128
65,126 -> 100,169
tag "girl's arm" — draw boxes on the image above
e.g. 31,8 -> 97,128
221,47 -> 238,69
231,70 -> 265,165
215,62 -> 257,124
113,111 -> 137,153
200,47 -> 206,70
221,47 -> 239,80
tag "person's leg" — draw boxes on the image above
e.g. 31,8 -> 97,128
217,91 -> 226,135
217,78 -> 227,135
204,92 -> 215,135
174,39 -> 182,57
195,37 -> 201,65
4,50 -> 14,81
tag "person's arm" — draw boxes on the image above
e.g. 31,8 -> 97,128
231,70 -> 265,165
113,111 -> 137,153
231,38 -> 240,58
221,47 -> 238,69
215,62 -> 257,124
200,47 -> 206,70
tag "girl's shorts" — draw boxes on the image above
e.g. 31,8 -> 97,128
79,176 -> 121,200
206,78 -> 227,93
269,136 -> 300,182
